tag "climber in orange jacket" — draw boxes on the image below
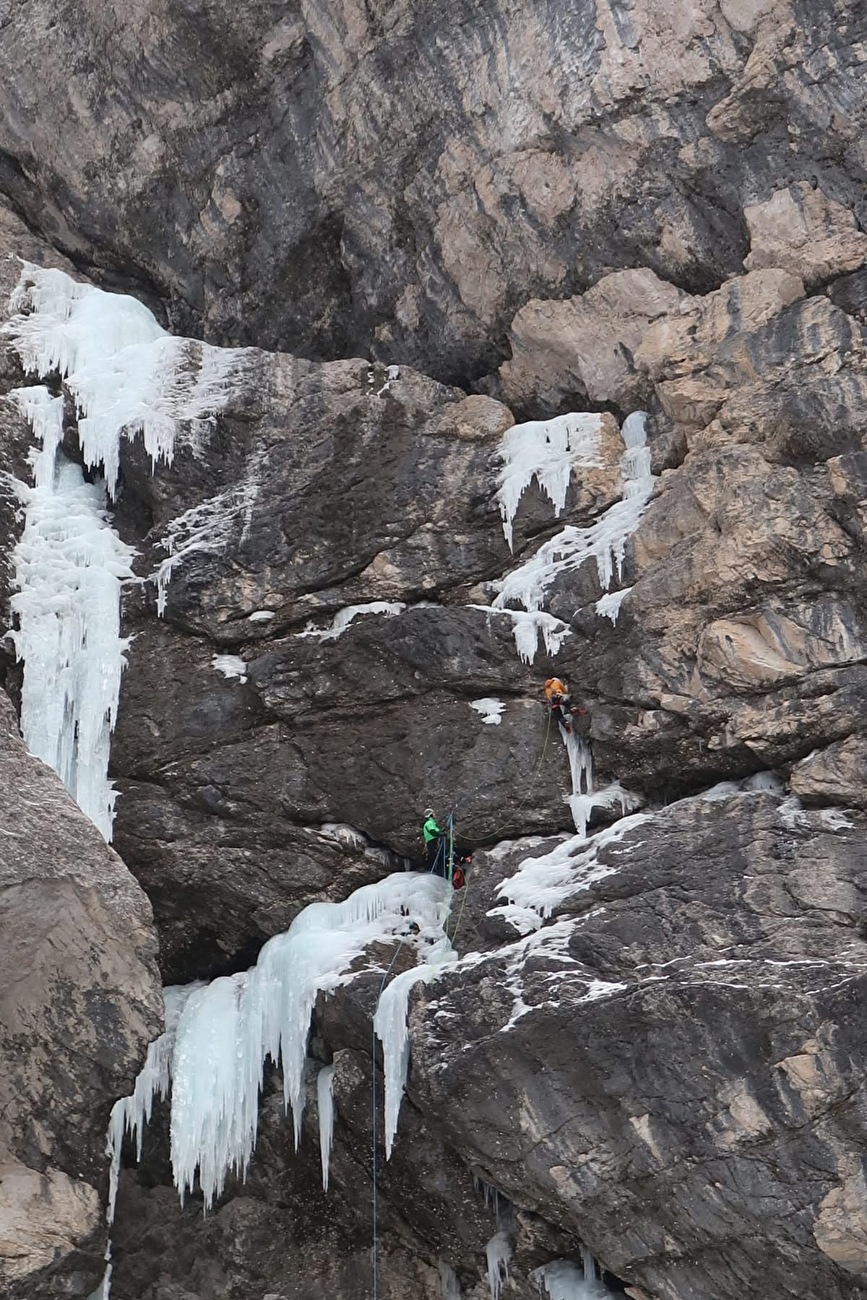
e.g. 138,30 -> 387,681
544,677 -> 584,733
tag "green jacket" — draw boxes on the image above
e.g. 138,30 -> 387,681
423,815 -> 441,843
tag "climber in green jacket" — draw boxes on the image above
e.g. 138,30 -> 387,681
423,808 -> 444,871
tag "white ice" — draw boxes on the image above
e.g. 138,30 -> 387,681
297,601 -> 406,641
492,813 -> 650,922
439,1260 -> 462,1300
595,586 -> 631,624
5,262 -> 243,499
316,1064 -> 336,1192
495,412 -> 604,549
8,386 -> 136,840
491,411 -> 654,617
560,708 -> 643,839
317,823 -> 369,851
162,872 -> 452,1207
470,698 -> 506,725
486,1230 -> 513,1300
531,1258 -> 609,1299
248,610 -> 276,622
374,956 -> 454,1159
105,983 -> 202,1225
212,654 -> 248,683
153,473 -> 260,615
470,604 -> 570,666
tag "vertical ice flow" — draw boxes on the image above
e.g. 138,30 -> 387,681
317,1065 -> 336,1192
163,873 -> 451,1207
7,386 -> 136,840
439,1260 -> 462,1299
5,263 -> 243,836
492,411 -> 654,618
486,1231 -> 513,1300
374,959 -> 453,1159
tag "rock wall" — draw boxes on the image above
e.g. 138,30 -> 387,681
0,1 -> 863,386
0,1 -> 866,1298
0,691 -> 162,1298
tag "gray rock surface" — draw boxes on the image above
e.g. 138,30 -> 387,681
0,691 -> 162,1298
0,2 -> 867,1298
413,792 -> 867,1300
0,1 -> 864,385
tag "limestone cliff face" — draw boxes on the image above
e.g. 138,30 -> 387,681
0,0 -> 863,385
0,2 -> 866,1299
0,690 -> 162,1299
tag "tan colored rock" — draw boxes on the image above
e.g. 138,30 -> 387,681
500,269 -> 685,412
0,1164 -> 100,1282
744,183 -> 867,288
814,1168 -> 867,1274
719,0 -> 775,33
0,691 -> 161,1295
791,737 -> 867,811
698,599 -> 867,692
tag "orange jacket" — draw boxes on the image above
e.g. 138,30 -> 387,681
544,677 -> 568,703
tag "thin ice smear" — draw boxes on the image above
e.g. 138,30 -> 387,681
297,601 -> 406,641
492,813 -> 651,922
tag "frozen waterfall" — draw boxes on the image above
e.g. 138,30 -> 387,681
110,873 -> 453,1210
3,263 -> 243,838
5,262 -> 242,497
489,410 -> 655,662
6,387 -> 135,839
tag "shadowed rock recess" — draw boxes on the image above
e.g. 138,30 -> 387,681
0,1 -> 866,1298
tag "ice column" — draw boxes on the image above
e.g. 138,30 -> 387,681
486,1231 -> 512,1300
374,959 -> 453,1159
7,387 -> 136,839
317,1065 -> 336,1192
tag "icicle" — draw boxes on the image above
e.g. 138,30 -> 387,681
317,1065 -> 335,1192
486,1231 -> 513,1300
106,984 -> 201,1225
531,1257 -> 609,1299
4,262 -> 244,499
495,412 -> 604,549
439,1260 -> 462,1300
595,587 -> 631,624
165,872 -> 452,1208
492,411 -> 654,615
581,1246 -> 597,1281
7,408 -> 136,840
373,961 -> 452,1159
